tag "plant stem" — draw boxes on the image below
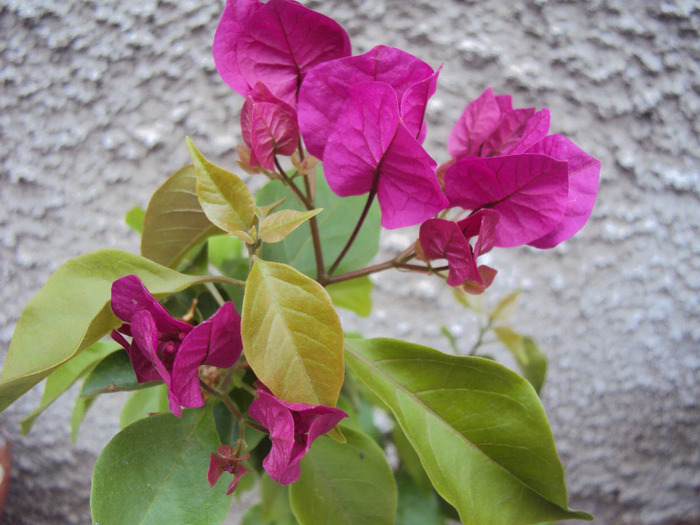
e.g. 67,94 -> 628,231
274,155 -> 312,209
302,167 -> 326,281
198,275 -> 246,288
326,185 -> 377,279
200,380 -> 244,419
467,319 -> 493,356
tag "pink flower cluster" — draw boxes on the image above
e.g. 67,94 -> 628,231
213,0 -> 600,290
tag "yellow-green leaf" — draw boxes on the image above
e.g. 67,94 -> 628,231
141,164 -> 224,268
259,208 -> 323,244
489,290 -> 520,321
493,326 -> 548,393
327,276 -> 373,317
241,259 -> 344,407
187,138 -> 256,243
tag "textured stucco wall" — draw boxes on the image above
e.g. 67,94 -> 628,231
1,0 -> 699,524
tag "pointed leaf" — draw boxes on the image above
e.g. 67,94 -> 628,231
445,154 -> 569,247
142,164 -> 224,268
345,338 -> 592,525
91,408 -> 232,524
327,276 -> 373,317
20,341 -> 118,434
242,259 -> 344,406
0,249 -> 218,413
256,167 -> 380,277
71,394 -> 95,443
493,326 -> 548,394
289,426 -> 397,525
490,290 -> 520,321
260,208 -> 323,244
187,138 -> 256,243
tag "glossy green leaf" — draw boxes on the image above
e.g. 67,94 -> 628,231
395,471 -> 445,525
489,290 -> 520,321
256,167 -> 380,277
493,326 -> 548,394
187,138 -> 256,243
260,208 -> 323,243
261,475 -> 295,523
20,340 -> 119,434
393,423 -> 432,494
71,394 -> 95,443
344,338 -> 592,525
91,408 -> 231,524
125,205 -> 146,234
0,249 -> 213,413
80,350 -> 151,398
241,259 -> 344,407
289,426 -> 397,525
141,164 -> 224,268
120,384 -> 169,429
327,277 -> 373,317
208,235 -> 244,271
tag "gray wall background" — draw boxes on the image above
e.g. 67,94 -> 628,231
1,0 -> 699,523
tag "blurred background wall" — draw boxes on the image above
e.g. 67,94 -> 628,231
0,0 -> 698,523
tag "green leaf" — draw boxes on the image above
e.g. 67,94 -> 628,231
208,235 -> 244,272
395,471 -> 445,525
327,277 -> 373,317
71,394 -> 95,443
289,426 -> 397,525
241,259 -> 344,407
344,338 -> 592,525
187,138 -> 256,243
489,290 -> 520,321
125,206 -> 146,234
256,167 -> 380,277
80,350 -> 152,398
141,164 -> 224,268
91,408 -> 232,525
0,249 -> 213,413
261,475 -> 294,523
260,208 -> 323,244
20,340 -> 119,434
120,384 -> 169,429
493,326 -> 548,394
393,424 -> 432,494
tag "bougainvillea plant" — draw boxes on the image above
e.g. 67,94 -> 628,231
0,1 -> 601,524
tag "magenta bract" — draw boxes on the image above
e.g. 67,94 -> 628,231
110,275 -> 243,417
419,210 -> 499,287
207,445 -> 251,495
213,0 -> 351,106
322,81 -> 448,229
445,154 -> 569,248
241,82 -> 299,170
526,134 -> 601,248
249,389 -> 347,485
297,45 -> 437,158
